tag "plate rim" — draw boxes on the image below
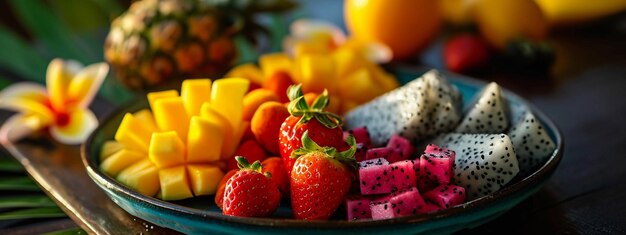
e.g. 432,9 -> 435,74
81,69 -> 564,228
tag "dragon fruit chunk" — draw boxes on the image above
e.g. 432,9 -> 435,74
456,82 -> 509,134
347,127 -> 373,148
359,159 -> 417,195
432,133 -> 519,200
346,195 -> 372,221
358,158 -> 389,168
386,135 -> 415,163
370,187 -> 427,220
423,185 -> 466,209
507,111 -> 556,175
345,70 -> 462,146
354,143 -> 368,162
365,147 -> 393,160
418,144 -> 456,192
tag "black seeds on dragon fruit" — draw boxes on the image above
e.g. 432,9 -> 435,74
455,82 -> 509,134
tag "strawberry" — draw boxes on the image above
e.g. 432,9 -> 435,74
222,156 -> 281,217
215,169 -> 237,210
444,34 -> 490,73
279,84 -> 347,176
290,131 -> 357,220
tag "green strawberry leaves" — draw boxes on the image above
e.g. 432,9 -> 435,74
291,131 -> 357,169
286,84 -> 343,129
235,156 -> 271,178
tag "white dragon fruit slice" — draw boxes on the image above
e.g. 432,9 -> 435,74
456,82 -> 509,134
432,133 -> 520,200
345,70 -> 462,146
507,110 -> 556,174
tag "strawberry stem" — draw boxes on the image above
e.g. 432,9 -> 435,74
286,84 -> 342,128
235,156 -> 266,176
290,131 -> 357,169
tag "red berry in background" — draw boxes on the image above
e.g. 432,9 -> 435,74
222,157 -> 281,217
444,34 -> 490,73
227,140 -> 268,171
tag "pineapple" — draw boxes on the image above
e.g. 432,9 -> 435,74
104,0 -> 295,90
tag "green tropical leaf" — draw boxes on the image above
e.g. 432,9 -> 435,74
43,227 -> 86,235
0,177 -> 40,191
0,158 -> 24,173
0,207 -> 66,220
10,0 -> 96,63
0,195 -> 56,208
0,26 -> 48,83
89,0 -> 125,19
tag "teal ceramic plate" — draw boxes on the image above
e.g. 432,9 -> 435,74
82,67 -> 563,234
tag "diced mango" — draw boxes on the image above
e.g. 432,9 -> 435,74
187,164 -> 224,196
230,121 -> 250,158
200,103 -> 234,160
158,166 -> 193,200
366,63 -> 399,91
152,97 -> 190,142
149,131 -> 186,168
117,159 -> 154,184
293,41 -> 330,58
333,46 -> 368,78
124,165 -> 159,197
133,109 -> 158,132
337,68 -> 385,103
187,116 -> 224,163
209,78 -> 249,132
100,140 -> 123,162
181,79 -> 211,116
147,90 -> 179,111
297,54 -> 336,94
225,63 -> 265,87
114,113 -> 154,153
100,149 -> 145,177
259,53 -> 295,80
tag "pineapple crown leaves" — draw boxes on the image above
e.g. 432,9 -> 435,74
286,84 -> 343,129
235,156 -> 271,178
290,130 -> 358,169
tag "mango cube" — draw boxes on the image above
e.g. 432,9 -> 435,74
133,109 -> 158,131
152,97 -> 190,142
225,63 -> 265,86
187,116 -> 224,163
117,159 -> 160,197
297,54 -> 336,94
117,159 -> 154,184
149,131 -> 186,168
100,149 -> 145,177
337,68 -> 385,103
100,140 -> 123,162
187,164 -> 224,196
200,103 -> 235,160
147,90 -> 179,111
259,53 -> 295,80
209,78 -> 249,133
181,79 -> 211,116
114,113 -> 154,153
158,166 -> 193,200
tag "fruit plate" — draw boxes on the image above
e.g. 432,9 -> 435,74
81,67 -> 563,234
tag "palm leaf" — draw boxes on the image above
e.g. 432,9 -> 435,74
0,158 -> 24,172
0,195 -> 56,208
0,26 -> 49,83
42,227 -> 86,235
0,177 -> 40,191
9,0 -> 96,63
0,207 -> 66,220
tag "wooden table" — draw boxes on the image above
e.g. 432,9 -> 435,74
1,4 -> 626,234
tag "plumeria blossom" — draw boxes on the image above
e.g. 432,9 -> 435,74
283,19 -> 393,63
0,59 -> 108,144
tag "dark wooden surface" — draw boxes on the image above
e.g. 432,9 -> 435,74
1,1 -> 626,234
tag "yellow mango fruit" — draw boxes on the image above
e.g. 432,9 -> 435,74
297,54 -> 336,94
259,53 -> 297,82
100,140 -> 124,162
200,103 -> 235,160
187,116 -> 224,163
158,166 -> 193,201
149,131 -> 186,168
133,109 -> 158,132
114,113 -> 153,153
293,41 -> 331,58
186,164 -> 224,196
366,63 -> 399,91
337,68 -> 384,103
124,165 -> 159,197
147,90 -> 179,111
152,97 -> 190,142
209,78 -> 249,133
100,149 -> 145,177
225,63 -> 265,87
181,79 -> 212,116
333,46 -> 368,78
117,159 -> 154,184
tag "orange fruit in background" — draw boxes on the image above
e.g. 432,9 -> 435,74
472,0 -> 548,49
344,0 -> 442,61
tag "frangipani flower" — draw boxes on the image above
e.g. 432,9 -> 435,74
0,59 -> 108,144
283,19 -> 393,63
